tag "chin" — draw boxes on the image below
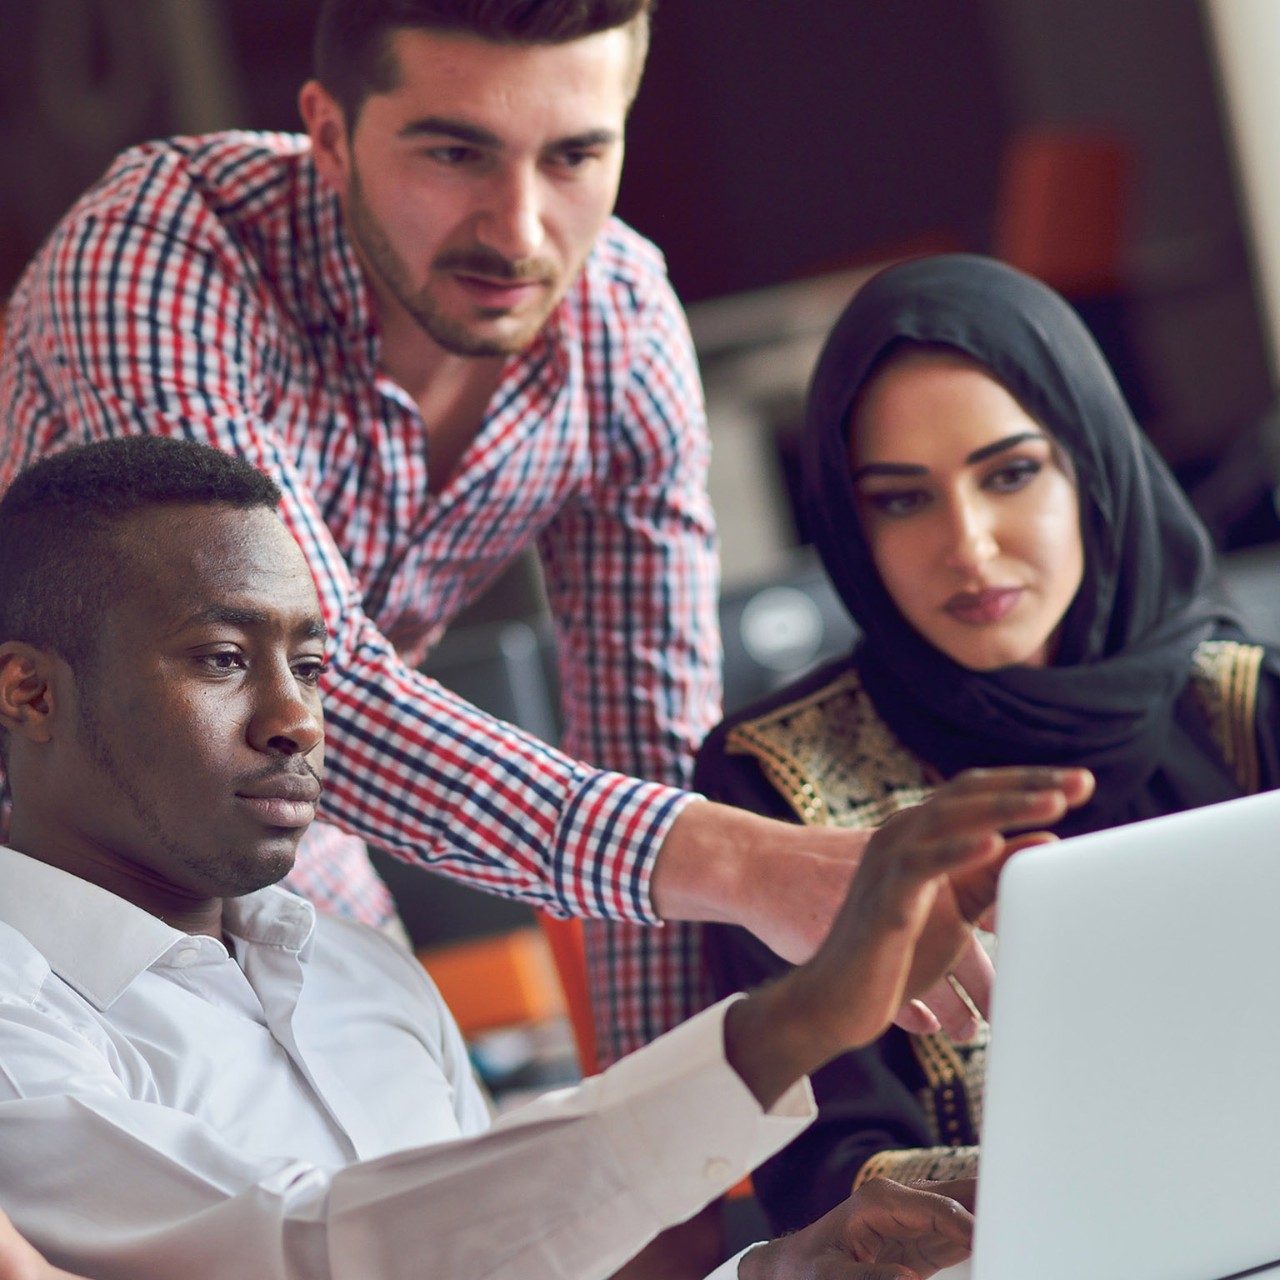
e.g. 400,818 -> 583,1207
205,845 -> 299,898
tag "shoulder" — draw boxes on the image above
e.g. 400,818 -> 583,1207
584,216 -> 673,300
31,131 -> 313,266
1187,636 -> 1277,793
0,924 -> 125,1068
0,923 -> 54,1008
697,657 -> 933,827
698,656 -> 859,766
573,216 -> 686,342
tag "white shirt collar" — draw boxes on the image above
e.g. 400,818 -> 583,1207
0,846 -> 317,1010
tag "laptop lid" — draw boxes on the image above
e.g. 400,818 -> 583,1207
964,789 -> 1280,1280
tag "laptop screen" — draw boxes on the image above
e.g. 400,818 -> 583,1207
970,790 -> 1280,1280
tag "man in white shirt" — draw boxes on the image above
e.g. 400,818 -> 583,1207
0,436 -> 1091,1280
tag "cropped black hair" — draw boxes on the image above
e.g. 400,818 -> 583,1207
314,0 -> 654,126
0,435 -> 282,674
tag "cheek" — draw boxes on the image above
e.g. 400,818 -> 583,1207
1024,482 -> 1084,589
555,176 -> 622,251
865,523 -> 929,615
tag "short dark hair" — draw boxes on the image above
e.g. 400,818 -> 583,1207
0,435 -> 282,673
314,0 -> 655,127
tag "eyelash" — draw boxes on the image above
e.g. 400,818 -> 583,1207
197,653 -> 329,685
862,459 -> 1044,517
295,661 -> 330,687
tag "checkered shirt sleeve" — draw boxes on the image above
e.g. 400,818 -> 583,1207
0,140 -> 692,932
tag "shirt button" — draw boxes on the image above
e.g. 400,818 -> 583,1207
703,1157 -> 732,1183
174,948 -> 199,968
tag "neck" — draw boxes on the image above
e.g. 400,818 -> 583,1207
6,820 -> 225,939
362,273 -> 506,492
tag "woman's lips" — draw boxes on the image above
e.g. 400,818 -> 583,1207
944,587 -> 1024,625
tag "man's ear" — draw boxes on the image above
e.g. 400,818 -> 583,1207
0,643 -> 59,744
299,79 -> 352,195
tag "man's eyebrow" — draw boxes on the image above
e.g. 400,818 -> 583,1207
396,117 -> 620,152
545,128 -> 621,151
851,432 -> 1048,482
397,116 -> 503,147
177,605 -> 328,643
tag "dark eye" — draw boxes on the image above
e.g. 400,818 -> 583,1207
428,146 -> 481,167
865,489 -> 931,518
551,148 -> 597,170
986,459 -> 1041,493
200,652 -> 245,672
294,659 -> 330,688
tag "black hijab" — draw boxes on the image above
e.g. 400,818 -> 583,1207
803,254 -> 1241,834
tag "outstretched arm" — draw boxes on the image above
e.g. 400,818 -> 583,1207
721,766 -> 1093,1111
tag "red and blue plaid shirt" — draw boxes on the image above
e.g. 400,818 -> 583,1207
0,131 -> 721,1060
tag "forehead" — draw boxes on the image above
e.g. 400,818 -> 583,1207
852,350 -> 1045,460
104,505 -> 322,633
362,26 -> 635,135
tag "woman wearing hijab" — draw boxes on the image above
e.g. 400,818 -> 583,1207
697,253 -> 1280,1235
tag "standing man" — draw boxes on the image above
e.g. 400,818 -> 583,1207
0,0 -> 979,1087
2,0 -> 726,1069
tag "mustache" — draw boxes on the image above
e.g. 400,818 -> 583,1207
433,247 -> 555,281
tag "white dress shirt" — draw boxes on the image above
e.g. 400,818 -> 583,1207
0,847 -> 813,1280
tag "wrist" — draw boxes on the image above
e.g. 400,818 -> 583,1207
648,801 -> 867,967
724,965 -> 845,1111
646,798 -> 757,925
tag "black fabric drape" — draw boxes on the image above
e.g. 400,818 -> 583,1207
802,253 -> 1242,832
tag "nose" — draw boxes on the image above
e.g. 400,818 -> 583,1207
248,667 -> 323,758
476,164 -> 544,261
942,492 -> 999,574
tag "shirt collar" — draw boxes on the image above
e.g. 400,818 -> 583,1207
293,147 -> 379,355
0,847 -> 317,1010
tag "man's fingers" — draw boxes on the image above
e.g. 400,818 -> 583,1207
909,1177 -> 978,1214
847,1176 -> 975,1250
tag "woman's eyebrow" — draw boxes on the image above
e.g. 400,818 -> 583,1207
851,431 -> 1049,483
966,431 -> 1046,464
850,461 -> 928,482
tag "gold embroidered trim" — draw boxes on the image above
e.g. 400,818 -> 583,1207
911,1027 -> 987,1145
724,667 -> 932,830
1188,640 -> 1264,794
854,1145 -> 979,1191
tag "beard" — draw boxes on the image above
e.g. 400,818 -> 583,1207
345,167 -> 561,358
76,693 -> 297,900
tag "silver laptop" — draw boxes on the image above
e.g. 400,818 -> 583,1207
936,789 -> 1280,1280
